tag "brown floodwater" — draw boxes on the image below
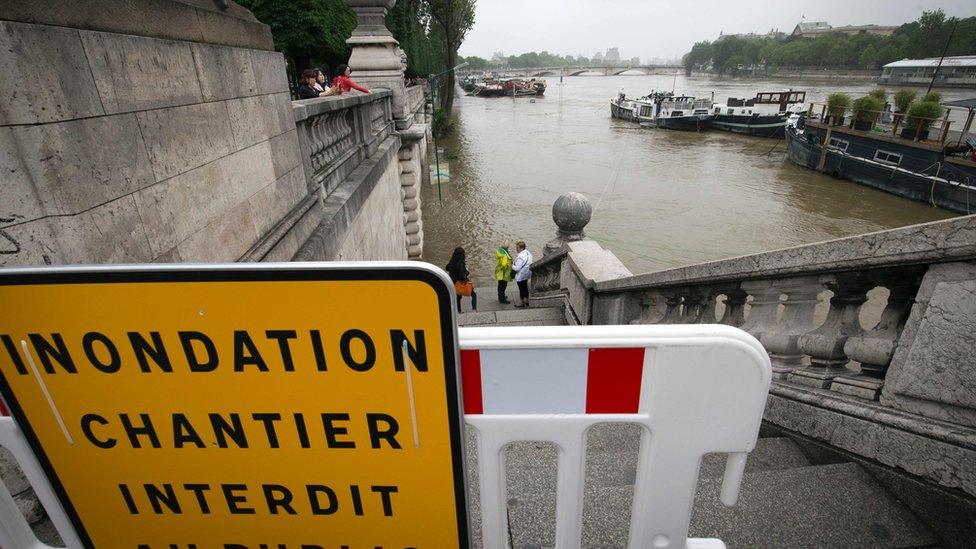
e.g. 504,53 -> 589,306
420,74 -> 961,287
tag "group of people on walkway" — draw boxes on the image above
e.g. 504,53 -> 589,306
296,64 -> 370,99
445,241 -> 533,313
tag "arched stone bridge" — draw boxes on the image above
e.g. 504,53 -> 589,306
464,65 -> 683,77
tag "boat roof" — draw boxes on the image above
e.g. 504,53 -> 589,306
883,55 -> 976,68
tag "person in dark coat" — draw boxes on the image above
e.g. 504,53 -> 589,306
297,69 -> 336,99
445,247 -> 477,313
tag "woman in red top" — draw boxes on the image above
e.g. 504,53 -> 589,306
331,64 -> 370,94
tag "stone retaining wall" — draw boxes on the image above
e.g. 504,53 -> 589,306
0,3 -> 306,266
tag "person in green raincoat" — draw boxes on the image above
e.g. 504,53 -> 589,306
494,241 -> 514,304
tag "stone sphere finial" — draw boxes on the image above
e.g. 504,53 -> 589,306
552,192 -> 592,235
544,192 -> 592,256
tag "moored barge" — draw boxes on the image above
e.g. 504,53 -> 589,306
786,99 -> 976,214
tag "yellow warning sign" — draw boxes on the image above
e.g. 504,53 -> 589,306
0,265 -> 468,548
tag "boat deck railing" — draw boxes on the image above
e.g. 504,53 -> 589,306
806,101 -> 975,149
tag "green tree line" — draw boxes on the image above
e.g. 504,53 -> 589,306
683,10 -> 976,74
462,51 -> 643,70
237,0 -> 473,84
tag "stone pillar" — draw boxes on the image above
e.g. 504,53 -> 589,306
544,192 -> 593,256
345,0 -> 410,129
397,125 -> 427,259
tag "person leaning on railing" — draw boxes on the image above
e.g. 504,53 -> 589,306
331,64 -> 370,95
297,69 -> 338,99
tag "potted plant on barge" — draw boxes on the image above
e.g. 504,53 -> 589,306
892,89 -> 916,129
851,95 -> 884,131
902,100 -> 943,141
826,93 -> 851,126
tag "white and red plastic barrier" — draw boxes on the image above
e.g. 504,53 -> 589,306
459,324 -> 772,549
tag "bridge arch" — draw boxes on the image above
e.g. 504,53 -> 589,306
612,68 -> 648,76
533,70 -> 558,77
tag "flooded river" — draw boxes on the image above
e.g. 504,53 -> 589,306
420,74 -> 961,286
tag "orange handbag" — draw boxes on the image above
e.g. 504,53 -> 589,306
454,280 -> 473,296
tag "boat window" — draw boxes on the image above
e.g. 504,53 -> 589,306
828,138 -> 849,152
727,108 -> 734,115
671,111 -> 684,117
874,150 -> 902,166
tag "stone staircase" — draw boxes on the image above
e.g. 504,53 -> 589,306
457,286 -> 568,327
465,423 -> 963,548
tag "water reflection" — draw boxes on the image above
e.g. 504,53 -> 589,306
421,75 -> 957,286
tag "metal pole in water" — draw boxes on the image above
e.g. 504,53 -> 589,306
429,76 -> 442,203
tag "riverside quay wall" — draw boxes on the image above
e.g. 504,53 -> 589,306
0,0 -> 428,525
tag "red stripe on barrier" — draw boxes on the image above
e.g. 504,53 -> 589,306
460,350 -> 483,415
585,347 -> 645,413
0,400 -> 7,416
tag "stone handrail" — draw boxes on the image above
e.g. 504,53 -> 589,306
533,200 -> 976,496
406,84 -> 426,116
292,90 -> 394,197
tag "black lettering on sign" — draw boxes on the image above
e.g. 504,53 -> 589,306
391,330 -> 428,372
184,483 -> 212,514
118,484 -> 139,514
350,484 -> 364,516
28,333 -> 76,374
294,413 -> 311,448
366,413 -> 401,449
265,330 -> 297,371
179,332 -> 218,372
223,484 -> 255,515
82,332 -> 121,373
310,330 -> 328,371
172,413 -> 206,448
252,413 -> 282,448
372,485 -> 398,517
234,330 -> 268,372
262,484 -> 297,515
340,329 -> 375,372
209,413 -> 248,448
128,331 -> 173,373
81,413 -> 116,449
307,485 -> 338,515
145,483 -> 182,514
321,413 -> 355,449
1,334 -> 28,375
120,413 -> 161,448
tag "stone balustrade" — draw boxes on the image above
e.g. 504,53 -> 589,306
292,91 -> 394,198
531,193 -> 976,497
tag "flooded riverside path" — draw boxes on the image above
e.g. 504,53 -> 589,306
420,74 -> 963,286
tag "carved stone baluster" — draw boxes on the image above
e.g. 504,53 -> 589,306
761,276 -> 822,379
832,268 -> 923,400
792,273 -> 872,388
739,280 -> 782,344
659,290 -> 684,324
718,286 -> 747,327
631,291 -> 666,324
679,287 -> 710,323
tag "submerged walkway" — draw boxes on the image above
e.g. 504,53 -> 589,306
457,286 -> 567,327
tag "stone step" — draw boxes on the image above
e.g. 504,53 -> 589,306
500,462 -> 936,549
469,424 -> 936,549
458,306 -> 566,327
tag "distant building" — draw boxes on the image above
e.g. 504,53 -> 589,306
717,29 -> 786,41
604,47 -> 621,65
880,55 -> 976,88
791,21 -> 832,37
791,22 -> 897,38
490,51 -> 506,66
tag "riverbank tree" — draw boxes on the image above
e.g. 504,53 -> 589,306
426,0 -> 477,115
683,10 -> 976,74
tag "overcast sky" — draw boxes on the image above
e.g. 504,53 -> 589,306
459,0 -> 976,62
